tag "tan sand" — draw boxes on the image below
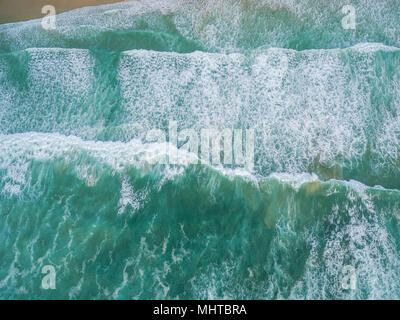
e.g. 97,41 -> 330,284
0,0 -> 126,24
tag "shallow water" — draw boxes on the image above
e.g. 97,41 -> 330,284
0,0 -> 400,299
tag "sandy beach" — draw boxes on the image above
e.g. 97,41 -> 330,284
0,0 -> 125,24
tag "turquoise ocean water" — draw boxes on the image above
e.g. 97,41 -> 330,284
1,0 -> 400,299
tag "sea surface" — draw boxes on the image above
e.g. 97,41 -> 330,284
0,0 -> 400,299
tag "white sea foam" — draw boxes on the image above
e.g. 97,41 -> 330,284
118,45 -> 400,176
0,39 -> 398,182
1,0 -> 400,53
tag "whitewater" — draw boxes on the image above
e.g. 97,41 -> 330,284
0,0 -> 400,299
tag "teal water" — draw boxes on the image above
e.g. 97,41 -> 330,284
0,0 -> 400,299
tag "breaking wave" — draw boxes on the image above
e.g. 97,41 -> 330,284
0,0 -> 400,299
